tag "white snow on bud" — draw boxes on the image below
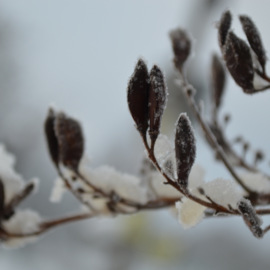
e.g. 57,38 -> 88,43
50,177 -> 66,203
0,144 -> 24,204
79,163 -> 149,204
80,195 -> 112,215
148,163 -> 205,199
153,134 -> 174,166
148,171 -> 181,199
203,178 -> 243,208
174,164 -> 206,229
188,164 -> 205,192
175,198 -> 206,229
240,172 -> 270,193
2,209 -> 41,248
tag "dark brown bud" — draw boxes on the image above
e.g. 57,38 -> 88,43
149,65 -> 167,148
223,31 -> 254,93
223,114 -> 231,124
44,109 -> 59,168
55,113 -> 84,171
238,199 -> 263,238
0,179 -> 4,220
127,59 -> 150,139
175,113 -> 196,189
211,54 -> 226,109
254,150 -> 264,166
239,15 -> 266,72
169,28 -> 191,71
218,10 -> 232,48
243,142 -> 249,152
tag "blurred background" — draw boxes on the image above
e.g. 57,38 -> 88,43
1,0 -> 270,269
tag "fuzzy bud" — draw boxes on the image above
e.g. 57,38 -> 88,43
44,109 -> 59,168
223,31 -> 254,93
148,65 -> 167,148
218,10 -> 232,48
175,113 -> 196,190
211,54 -> 226,109
170,28 -> 191,71
239,15 -> 266,72
127,59 -> 150,139
238,199 -> 263,238
54,113 -> 84,171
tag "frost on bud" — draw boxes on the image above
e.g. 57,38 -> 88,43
54,113 -> 84,171
0,179 -> 4,220
44,109 -> 59,168
169,28 -> 191,71
149,65 -> 167,148
175,113 -> 196,189
239,15 -> 266,72
237,199 -> 263,238
127,59 -> 150,139
223,31 -> 254,93
218,10 -> 232,48
211,54 -> 226,109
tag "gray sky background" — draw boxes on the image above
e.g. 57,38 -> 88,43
1,1 -> 270,269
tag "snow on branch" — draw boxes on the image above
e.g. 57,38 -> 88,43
2,10 -> 270,248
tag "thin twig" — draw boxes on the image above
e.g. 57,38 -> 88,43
143,139 -> 236,214
177,71 -> 254,194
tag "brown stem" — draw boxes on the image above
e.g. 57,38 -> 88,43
144,138 -> 236,214
255,68 -> 270,83
57,168 -> 96,212
177,71 -> 254,194
1,195 -> 180,240
0,212 -> 96,238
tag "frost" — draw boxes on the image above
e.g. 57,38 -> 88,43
50,177 -> 66,203
175,198 -> 206,229
203,178 -> 243,208
2,209 -> 41,248
240,172 -> 270,193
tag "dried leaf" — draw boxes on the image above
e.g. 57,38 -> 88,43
223,31 -> 254,93
239,15 -> 266,72
211,54 -> 226,109
238,199 -> 263,238
127,59 -> 150,139
149,65 -> 167,148
218,10 -> 232,48
175,113 -> 196,189
55,113 -> 84,171
44,109 -> 59,167
0,179 -> 4,220
170,28 -> 191,71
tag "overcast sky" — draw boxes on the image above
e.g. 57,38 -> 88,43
1,1 -> 270,269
